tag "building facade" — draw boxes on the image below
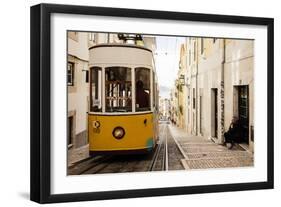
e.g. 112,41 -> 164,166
159,97 -> 171,120
175,37 -> 254,152
170,87 -> 178,125
67,32 -> 89,149
176,44 -> 188,129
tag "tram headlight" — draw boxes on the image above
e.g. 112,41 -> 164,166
112,127 -> 125,139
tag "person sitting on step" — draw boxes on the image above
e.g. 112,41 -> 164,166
223,116 -> 242,149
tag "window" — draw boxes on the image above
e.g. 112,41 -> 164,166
135,67 -> 151,111
90,67 -> 102,112
85,71 -> 89,83
89,33 -> 96,42
193,88 -> 196,109
105,67 -> 132,112
67,62 -> 74,86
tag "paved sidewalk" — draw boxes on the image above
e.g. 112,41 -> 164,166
68,144 -> 90,167
168,125 -> 254,170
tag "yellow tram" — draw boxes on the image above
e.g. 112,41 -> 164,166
88,43 -> 159,155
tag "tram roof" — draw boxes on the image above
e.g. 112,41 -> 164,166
89,43 -> 152,53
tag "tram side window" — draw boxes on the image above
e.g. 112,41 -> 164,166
90,67 -> 102,112
135,67 -> 151,111
105,67 -> 132,112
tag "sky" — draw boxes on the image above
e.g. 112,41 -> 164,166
153,36 -> 186,99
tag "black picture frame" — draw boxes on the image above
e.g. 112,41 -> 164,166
30,3 -> 274,204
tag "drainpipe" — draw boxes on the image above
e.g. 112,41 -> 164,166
220,39 -> 226,143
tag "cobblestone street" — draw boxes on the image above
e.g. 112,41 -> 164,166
68,123 -> 186,175
68,123 -> 254,174
169,125 -> 254,170
68,144 -> 89,167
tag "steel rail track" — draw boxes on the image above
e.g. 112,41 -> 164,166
69,155 -> 114,175
149,125 -> 169,171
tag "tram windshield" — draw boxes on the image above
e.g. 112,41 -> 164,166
135,67 -> 151,111
105,67 -> 132,112
90,67 -> 102,112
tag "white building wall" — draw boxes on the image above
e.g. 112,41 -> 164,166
197,39 -> 224,141
186,38 -> 195,134
68,32 -> 89,148
224,39 -> 254,151
68,32 -> 89,61
194,38 -> 254,151
68,60 -> 89,134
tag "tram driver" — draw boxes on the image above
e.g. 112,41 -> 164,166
136,80 -> 149,109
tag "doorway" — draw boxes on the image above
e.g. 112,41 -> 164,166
68,116 -> 73,147
211,88 -> 218,138
199,94 -> 203,135
238,86 -> 249,144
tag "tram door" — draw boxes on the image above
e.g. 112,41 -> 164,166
238,86 -> 249,144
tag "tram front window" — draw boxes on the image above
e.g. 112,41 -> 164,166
135,67 -> 151,111
90,67 -> 102,112
105,67 -> 132,112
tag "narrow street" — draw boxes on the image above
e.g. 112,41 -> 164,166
149,122 -> 184,171
68,122 -> 185,175
68,122 -> 253,175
